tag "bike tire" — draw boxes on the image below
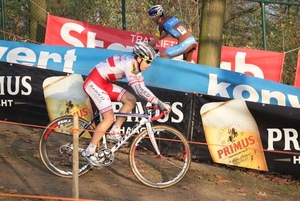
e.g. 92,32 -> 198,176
129,125 -> 191,188
38,115 -> 94,178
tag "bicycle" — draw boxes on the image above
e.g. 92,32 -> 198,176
38,103 -> 192,188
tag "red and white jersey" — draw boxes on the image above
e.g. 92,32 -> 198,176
93,55 -> 157,104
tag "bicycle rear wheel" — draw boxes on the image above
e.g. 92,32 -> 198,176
38,115 -> 94,178
129,125 -> 191,188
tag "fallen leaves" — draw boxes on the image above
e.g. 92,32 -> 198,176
214,174 -> 231,185
256,191 -> 267,197
235,188 -> 248,196
215,179 -> 231,185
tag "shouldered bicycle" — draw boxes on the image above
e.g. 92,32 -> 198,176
38,103 -> 191,188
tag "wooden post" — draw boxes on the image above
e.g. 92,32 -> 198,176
72,114 -> 79,199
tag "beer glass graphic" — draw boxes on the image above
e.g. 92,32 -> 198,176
43,74 -> 93,122
200,99 -> 268,171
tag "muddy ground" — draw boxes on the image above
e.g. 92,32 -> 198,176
0,122 -> 299,201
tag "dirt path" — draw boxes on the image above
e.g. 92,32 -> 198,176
0,122 -> 299,201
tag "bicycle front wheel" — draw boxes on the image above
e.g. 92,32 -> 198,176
38,115 -> 94,178
129,125 -> 191,188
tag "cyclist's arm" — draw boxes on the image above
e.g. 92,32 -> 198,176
148,36 -> 160,47
149,23 -> 168,47
158,31 -> 168,40
123,61 -> 156,103
129,74 -> 157,104
129,76 -> 171,113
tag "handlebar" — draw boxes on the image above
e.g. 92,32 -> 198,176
147,105 -> 165,121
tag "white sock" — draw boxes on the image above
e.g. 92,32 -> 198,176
85,143 -> 97,155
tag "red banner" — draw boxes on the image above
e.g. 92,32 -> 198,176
45,14 -> 284,82
44,14 -> 177,53
221,46 -> 284,82
293,51 -> 300,88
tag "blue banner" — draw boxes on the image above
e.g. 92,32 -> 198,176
1,40 -> 300,108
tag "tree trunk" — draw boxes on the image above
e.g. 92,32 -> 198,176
198,0 -> 226,68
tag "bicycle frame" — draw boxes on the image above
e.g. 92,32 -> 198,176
77,108 -> 162,155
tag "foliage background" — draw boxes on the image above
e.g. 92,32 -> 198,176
1,0 -> 300,85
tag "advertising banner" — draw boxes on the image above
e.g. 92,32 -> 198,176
0,61 -> 299,176
0,62 -> 65,125
44,15 -> 186,60
0,62 -> 191,131
45,14 -> 284,82
193,94 -> 300,176
0,40 -> 300,109
220,46 -> 284,82
293,51 -> 300,88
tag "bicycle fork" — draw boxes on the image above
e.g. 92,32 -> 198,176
145,122 -> 161,156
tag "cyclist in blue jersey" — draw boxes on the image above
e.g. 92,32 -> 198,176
148,5 -> 197,62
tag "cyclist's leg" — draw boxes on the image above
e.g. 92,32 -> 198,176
183,44 -> 197,62
83,71 -> 115,154
160,51 -> 170,59
164,36 -> 197,61
91,110 -> 114,145
105,85 -> 135,145
110,85 -> 136,128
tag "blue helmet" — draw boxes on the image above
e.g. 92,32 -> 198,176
148,5 -> 163,17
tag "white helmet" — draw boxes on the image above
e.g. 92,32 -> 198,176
133,42 -> 156,61
148,5 -> 164,17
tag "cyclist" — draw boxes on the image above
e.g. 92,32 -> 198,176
148,5 -> 197,62
81,42 -> 171,166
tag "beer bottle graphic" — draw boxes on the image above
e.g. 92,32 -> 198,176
200,99 -> 268,171
43,74 -> 93,122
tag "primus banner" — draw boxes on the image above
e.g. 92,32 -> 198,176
45,14 -> 284,82
192,94 -> 300,176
